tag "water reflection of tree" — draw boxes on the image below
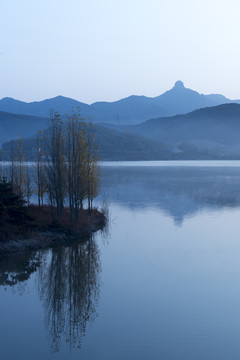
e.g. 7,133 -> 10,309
38,237 -> 101,352
0,251 -> 40,288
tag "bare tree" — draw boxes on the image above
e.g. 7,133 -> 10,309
85,123 -> 100,211
25,162 -> 33,205
35,109 -> 101,222
34,131 -> 47,206
0,149 -> 6,180
65,110 -> 90,221
44,112 -> 67,222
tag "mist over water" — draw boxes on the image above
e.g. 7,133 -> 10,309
1,162 -> 240,359
99,163 -> 240,225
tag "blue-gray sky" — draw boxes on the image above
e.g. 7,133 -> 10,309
1,0 -> 240,103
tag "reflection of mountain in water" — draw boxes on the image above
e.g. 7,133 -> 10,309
99,166 -> 240,225
0,237 -> 101,352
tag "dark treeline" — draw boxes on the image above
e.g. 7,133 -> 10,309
0,110 -> 100,223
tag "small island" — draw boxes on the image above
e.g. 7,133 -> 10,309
0,111 -> 106,254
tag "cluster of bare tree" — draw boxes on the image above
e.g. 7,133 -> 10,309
0,110 -> 100,223
0,136 -> 33,205
44,111 -> 100,221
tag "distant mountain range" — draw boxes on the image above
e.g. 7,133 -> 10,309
2,103 -> 240,160
109,103 -> 240,156
1,81 -> 239,125
1,83 -> 240,160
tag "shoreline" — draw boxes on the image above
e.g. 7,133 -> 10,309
0,205 -> 106,255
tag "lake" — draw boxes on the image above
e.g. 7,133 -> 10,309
1,161 -> 240,359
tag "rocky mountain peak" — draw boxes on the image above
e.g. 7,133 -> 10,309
174,80 -> 185,89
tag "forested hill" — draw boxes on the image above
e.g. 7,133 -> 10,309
0,121 -> 230,161
2,103 -> 240,161
1,81 -> 240,125
1,124 -> 172,161
113,103 -> 240,155
0,111 -> 47,145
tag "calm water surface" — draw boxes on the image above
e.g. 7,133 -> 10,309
1,161 -> 240,359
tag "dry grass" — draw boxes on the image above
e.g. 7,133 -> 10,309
29,205 -> 105,231
0,205 -> 105,242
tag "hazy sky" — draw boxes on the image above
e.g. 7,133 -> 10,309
1,0 -> 240,103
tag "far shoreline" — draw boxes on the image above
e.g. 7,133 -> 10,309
2,159 -> 240,168
100,160 -> 240,167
